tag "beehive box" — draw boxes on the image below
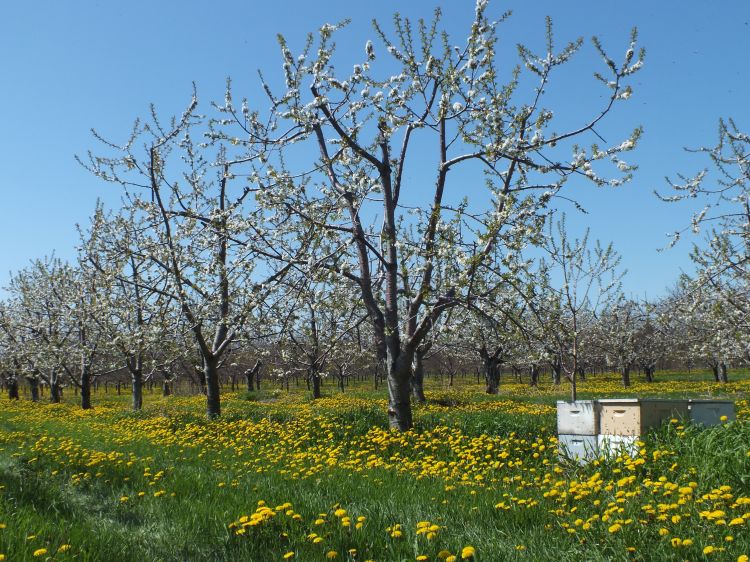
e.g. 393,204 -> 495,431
598,434 -> 640,457
688,400 -> 735,426
557,400 -> 600,435
598,399 -> 689,436
558,434 -> 598,463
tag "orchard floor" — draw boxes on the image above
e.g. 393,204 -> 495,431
0,373 -> 749,561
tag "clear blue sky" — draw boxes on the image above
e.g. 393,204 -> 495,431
1,0 -> 748,298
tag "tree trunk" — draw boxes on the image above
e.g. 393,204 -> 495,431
196,365 -> 207,395
8,379 -> 19,400
132,370 -> 143,410
204,355 -> 221,418
551,359 -> 562,386
49,371 -> 61,403
311,370 -> 322,399
411,351 -> 427,403
484,357 -> 501,394
242,361 -> 262,393
621,366 -> 631,387
162,380 -> 171,396
710,364 -> 720,382
530,363 -> 539,387
644,366 -> 654,383
29,378 -> 40,402
387,352 -> 413,431
719,361 -> 729,383
80,369 -> 92,410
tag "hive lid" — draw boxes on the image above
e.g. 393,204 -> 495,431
638,398 -> 689,403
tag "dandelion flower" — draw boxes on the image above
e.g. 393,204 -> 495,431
461,546 -> 476,559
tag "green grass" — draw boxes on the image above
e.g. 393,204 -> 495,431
0,372 -> 748,561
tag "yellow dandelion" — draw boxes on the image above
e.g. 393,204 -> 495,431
33,549 -> 48,557
461,546 -> 476,559
283,552 -> 295,559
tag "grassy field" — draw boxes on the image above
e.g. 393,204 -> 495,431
0,373 -> 748,561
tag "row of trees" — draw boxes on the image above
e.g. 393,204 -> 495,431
1,2 -> 747,430
0,217 -> 742,417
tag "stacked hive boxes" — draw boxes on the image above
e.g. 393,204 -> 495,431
557,398 -> 734,463
556,400 -> 600,463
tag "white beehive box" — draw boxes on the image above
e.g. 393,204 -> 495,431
557,400 -> 600,435
558,434 -> 599,463
598,434 -> 640,457
599,399 -> 689,436
688,400 -> 735,426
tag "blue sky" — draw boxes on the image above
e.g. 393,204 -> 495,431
1,0 -> 748,298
